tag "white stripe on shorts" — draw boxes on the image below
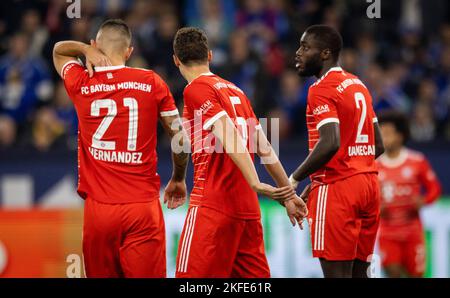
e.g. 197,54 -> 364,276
177,206 -> 198,273
314,185 -> 328,251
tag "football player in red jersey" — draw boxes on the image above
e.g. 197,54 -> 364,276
377,111 -> 441,277
289,25 -> 385,278
52,19 -> 189,277
171,27 -> 307,277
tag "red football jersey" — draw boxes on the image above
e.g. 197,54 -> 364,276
377,149 -> 441,239
61,61 -> 179,204
306,67 -> 378,185
182,72 -> 261,219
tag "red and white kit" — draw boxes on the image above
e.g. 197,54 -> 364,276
306,67 -> 381,261
62,61 -> 179,277
176,72 -> 270,278
377,149 -> 441,276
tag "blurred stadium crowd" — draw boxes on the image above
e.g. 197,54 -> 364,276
0,0 -> 449,153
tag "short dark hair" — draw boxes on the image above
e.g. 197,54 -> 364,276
378,110 -> 410,143
305,25 -> 343,61
173,27 -> 209,65
99,19 -> 132,42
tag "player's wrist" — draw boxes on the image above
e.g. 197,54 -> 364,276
170,174 -> 185,183
289,174 -> 300,189
280,196 -> 294,207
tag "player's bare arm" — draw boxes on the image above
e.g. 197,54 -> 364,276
53,40 -> 111,78
290,122 -> 340,187
211,114 -> 295,202
160,114 -> 190,209
253,127 -> 308,228
374,122 -> 385,159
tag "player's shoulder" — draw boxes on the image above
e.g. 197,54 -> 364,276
310,67 -> 359,90
405,148 -> 426,163
184,73 -> 219,95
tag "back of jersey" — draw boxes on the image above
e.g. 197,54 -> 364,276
182,73 -> 261,219
306,67 -> 378,184
61,62 -> 178,203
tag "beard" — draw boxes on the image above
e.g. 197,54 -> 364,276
297,55 -> 323,78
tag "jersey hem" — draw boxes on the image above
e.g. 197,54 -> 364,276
311,170 -> 378,189
188,203 -> 261,220
81,192 -> 160,205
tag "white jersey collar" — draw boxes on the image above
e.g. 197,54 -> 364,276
313,66 -> 343,86
187,72 -> 215,86
94,65 -> 126,72
379,148 -> 409,168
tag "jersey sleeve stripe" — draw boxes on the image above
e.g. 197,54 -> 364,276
316,118 -> 340,130
160,109 -> 179,117
203,110 -> 228,130
61,60 -> 82,79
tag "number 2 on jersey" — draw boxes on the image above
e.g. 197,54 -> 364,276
91,98 -> 138,151
354,92 -> 369,144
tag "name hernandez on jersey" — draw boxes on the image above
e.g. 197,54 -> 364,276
61,60 -> 179,204
306,67 -> 378,185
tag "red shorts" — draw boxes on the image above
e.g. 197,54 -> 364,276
175,206 -> 270,278
83,197 -> 166,277
379,233 -> 426,277
307,173 -> 380,261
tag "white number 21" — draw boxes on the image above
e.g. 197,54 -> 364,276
90,98 -> 138,151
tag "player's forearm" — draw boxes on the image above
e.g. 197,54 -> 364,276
53,41 -> 89,59
292,123 -> 340,182
424,181 -> 442,204
374,122 -> 385,159
163,115 -> 190,182
254,129 -> 290,187
260,148 -> 291,187
292,139 -> 338,182
213,117 -> 260,188
171,151 -> 189,181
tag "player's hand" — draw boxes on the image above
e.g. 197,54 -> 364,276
414,195 -> 425,210
299,183 -> 312,204
253,183 -> 295,201
85,40 -> 112,77
284,195 -> 308,230
164,179 -> 187,210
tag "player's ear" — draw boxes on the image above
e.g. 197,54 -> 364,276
207,50 -> 213,63
125,47 -> 134,61
321,49 -> 331,60
173,55 -> 181,67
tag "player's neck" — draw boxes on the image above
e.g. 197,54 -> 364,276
183,65 -> 211,83
385,147 -> 404,159
317,63 -> 339,78
102,52 -> 126,66
108,57 -> 126,66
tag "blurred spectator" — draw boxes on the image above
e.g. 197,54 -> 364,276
274,69 -> 307,136
0,0 -> 449,151
21,9 -> 49,57
0,32 -> 53,127
219,29 -> 269,117
31,107 -> 65,152
0,115 -> 16,148
236,0 -> 277,56
186,0 -> 235,67
186,0 -> 235,48
411,102 -> 436,142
